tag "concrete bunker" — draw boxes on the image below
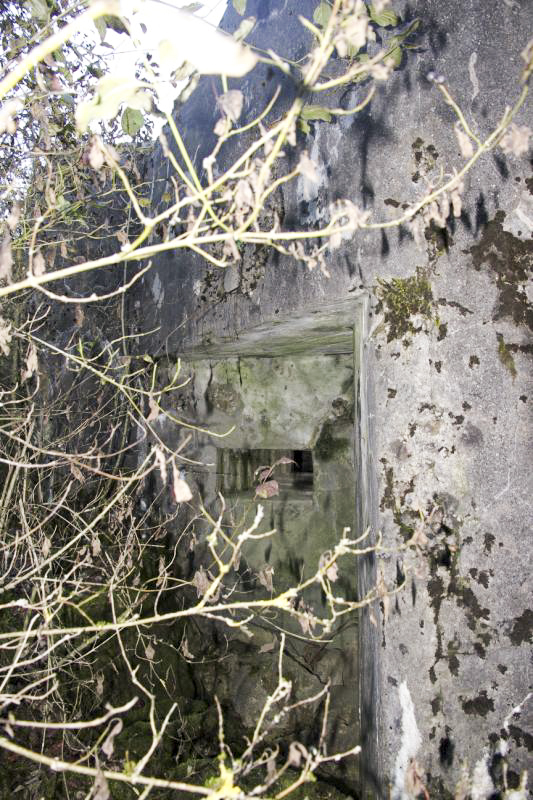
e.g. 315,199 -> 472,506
178,296 -> 377,796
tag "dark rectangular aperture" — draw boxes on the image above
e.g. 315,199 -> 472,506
218,448 -> 313,494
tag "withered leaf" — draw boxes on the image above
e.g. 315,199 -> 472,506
91,534 -> 101,558
0,317 -> 12,356
70,462 -> 83,482
93,770 -> 110,800
172,462 -> 193,503
288,742 -> 307,767
7,203 -> 20,232
101,719 -> 123,758
218,89 -> 243,123
33,250 -> 46,276
0,231 -> 13,283
145,642 -> 155,661
147,395 -> 159,422
181,637 -> 194,659
22,342 -> 38,381
255,480 -> 279,499
192,567 -> 210,597
454,122 -> 474,158
257,565 -> 274,593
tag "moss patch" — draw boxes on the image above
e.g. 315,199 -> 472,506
497,334 -> 517,379
411,137 -> 439,184
377,268 -> 434,342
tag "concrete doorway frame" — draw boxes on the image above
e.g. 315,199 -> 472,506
180,293 -> 380,799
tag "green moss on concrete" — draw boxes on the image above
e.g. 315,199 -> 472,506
497,334 -> 517,379
378,269 -> 434,342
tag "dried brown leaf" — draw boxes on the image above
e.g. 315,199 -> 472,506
277,456 -> 295,466
500,123 -> 531,157
257,565 -> 274,593
93,770 -> 110,800
172,462 -> 193,503
33,250 -> 46,276
70,462 -> 83,482
288,742 -> 308,768
192,566 -> 210,597
405,758 -> 429,800
7,203 -> 20,232
181,637 -> 194,659
0,99 -> 23,134
88,135 -> 106,170
153,446 -> 167,485
91,534 -> 101,558
22,342 -> 38,381
318,551 -> 339,582
145,642 -> 156,661
101,719 -> 123,759
0,231 -> 13,283
0,317 -> 12,356
454,122 -> 474,158
147,395 -> 159,422
74,304 -> 84,327
235,178 -> 254,209
218,89 -> 243,123
222,236 -> 241,262
255,480 -> 279,499
214,116 -> 228,138
116,229 -> 129,246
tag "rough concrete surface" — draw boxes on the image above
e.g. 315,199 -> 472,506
130,0 -> 533,796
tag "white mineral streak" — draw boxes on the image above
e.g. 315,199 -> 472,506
392,681 -> 422,800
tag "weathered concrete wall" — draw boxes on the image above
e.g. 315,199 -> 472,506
131,0 -> 532,796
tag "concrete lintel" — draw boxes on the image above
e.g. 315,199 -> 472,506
180,294 -> 367,358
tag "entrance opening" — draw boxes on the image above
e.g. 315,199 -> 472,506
178,297 -> 375,798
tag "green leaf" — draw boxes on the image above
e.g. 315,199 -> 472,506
313,1 -> 332,28
30,0 -> 49,23
233,16 -> 256,41
94,16 -> 107,42
232,0 -> 246,15
182,2 -> 204,10
76,75 -> 151,132
121,107 -> 144,136
138,197 -> 151,207
299,118 -> 311,135
101,14 -> 128,35
300,105 -> 332,123
369,6 -> 398,27
385,37 -> 403,68
344,42 -> 360,58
